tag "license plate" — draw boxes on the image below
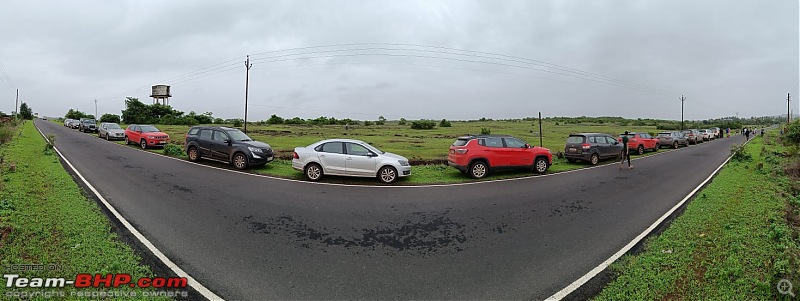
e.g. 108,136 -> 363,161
569,147 -> 577,153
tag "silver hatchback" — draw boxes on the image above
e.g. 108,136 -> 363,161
98,122 -> 126,140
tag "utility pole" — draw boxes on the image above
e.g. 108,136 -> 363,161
680,95 -> 686,131
14,89 -> 18,118
538,111 -> 543,147
789,93 -> 792,124
244,55 -> 252,133
94,98 -> 98,119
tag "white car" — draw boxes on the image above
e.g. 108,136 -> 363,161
292,139 -> 411,183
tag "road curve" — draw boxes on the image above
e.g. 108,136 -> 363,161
36,120 -> 744,300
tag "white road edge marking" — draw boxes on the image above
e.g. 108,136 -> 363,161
545,138 -> 746,300
35,123 -> 224,301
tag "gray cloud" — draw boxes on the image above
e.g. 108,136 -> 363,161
0,0 -> 797,121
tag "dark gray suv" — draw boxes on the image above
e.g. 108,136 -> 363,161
563,133 -> 623,165
184,126 -> 274,170
79,118 -> 97,133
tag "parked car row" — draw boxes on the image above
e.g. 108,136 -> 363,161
68,119 -> 723,184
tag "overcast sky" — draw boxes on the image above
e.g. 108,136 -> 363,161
0,0 -> 797,121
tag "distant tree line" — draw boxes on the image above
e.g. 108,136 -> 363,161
120,97 -> 216,125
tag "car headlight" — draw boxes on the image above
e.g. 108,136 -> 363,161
147,135 -> 155,139
248,147 -> 263,153
398,160 -> 409,166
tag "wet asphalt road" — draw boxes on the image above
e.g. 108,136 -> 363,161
35,119 -> 744,300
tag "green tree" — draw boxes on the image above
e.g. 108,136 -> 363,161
398,118 -> 407,125
376,116 -> 386,125
19,102 -> 33,120
267,114 -> 284,124
121,97 -> 149,124
65,108 -> 90,120
439,119 -> 451,127
99,114 -> 121,123
214,118 -> 224,124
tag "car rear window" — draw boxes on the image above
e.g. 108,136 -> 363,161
657,133 -> 671,137
452,139 -> 470,146
566,136 -> 585,144
188,128 -> 200,135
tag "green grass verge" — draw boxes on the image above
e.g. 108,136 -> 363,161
0,122 -> 171,300
594,134 -> 798,300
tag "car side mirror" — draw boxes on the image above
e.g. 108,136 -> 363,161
136,130 -> 142,133
367,151 -> 377,157
614,141 -> 619,145
224,139 -> 231,145
525,144 -> 531,148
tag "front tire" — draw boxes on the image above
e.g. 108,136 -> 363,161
232,152 -> 249,170
187,146 -> 200,162
140,139 -> 147,149
469,161 -> 488,179
673,142 -> 679,149
378,166 -> 398,184
534,157 -> 549,174
125,136 -> 130,145
304,163 -> 323,181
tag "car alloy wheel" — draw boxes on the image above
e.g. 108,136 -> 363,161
233,153 -> 248,170
534,158 -> 548,174
590,153 -> 599,165
673,142 -> 678,149
140,140 -> 147,149
125,137 -> 130,145
470,161 -> 487,179
305,163 -> 322,181
637,145 -> 644,155
188,147 -> 199,162
378,166 -> 398,183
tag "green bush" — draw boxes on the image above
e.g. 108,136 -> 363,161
784,120 -> 800,146
730,143 -> 751,162
410,120 -> 436,130
232,119 -> 243,127
398,118 -> 407,126
163,144 -> 183,157
439,119 -> 452,127
481,127 -> 491,135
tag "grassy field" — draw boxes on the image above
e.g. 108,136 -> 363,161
0,121 -> 171,300
594,133 -> 800,300
82,119 -> 699,184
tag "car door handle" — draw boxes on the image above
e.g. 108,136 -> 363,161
319,154 -> 325,158
346,157 -> 353,160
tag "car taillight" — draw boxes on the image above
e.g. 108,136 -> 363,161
581,143 -> 591,149
455,149 -> 468,154
292,151 -> 299,159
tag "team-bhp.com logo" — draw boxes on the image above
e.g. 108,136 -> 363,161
4,274 -> 188,288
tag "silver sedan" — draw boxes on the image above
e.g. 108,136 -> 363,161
98,122 -> 126,140
292,139 -> 411,184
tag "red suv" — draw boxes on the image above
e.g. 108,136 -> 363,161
618,132 -> 659,155
448,135 -> 552,179
125,124 -> 170,149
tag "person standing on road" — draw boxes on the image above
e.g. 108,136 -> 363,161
745,128 -> 750,140
619,131 -> 633,170
726,127 -> 730,138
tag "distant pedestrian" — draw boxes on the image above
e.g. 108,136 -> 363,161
345,123 -> 349,130
619,131 -> 633,170
726,128 -> 730,138
760,128 -> 764,137
745,128 -> 750,140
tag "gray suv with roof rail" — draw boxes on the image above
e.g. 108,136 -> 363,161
563,133 -> 623,165
184,126 -> 274,170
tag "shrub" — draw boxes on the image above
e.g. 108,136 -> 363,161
481,127 -> 491,135
163,144 -> 183,157
730,143 -> 751,162
398,118 -> 407,126
364,120 -> 373,126
439,119 -> 452,127
232,119 -> 243,127
0,126 -> 12,144
44,134 -> 57,154
99,114 -> 121,124
410,120 -> 436,130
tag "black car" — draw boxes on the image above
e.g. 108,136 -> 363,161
79,118 -> 97,133
184,126 -> 274,169
563,133 -> 623,165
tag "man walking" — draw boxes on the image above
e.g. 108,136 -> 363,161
619,131 -> 633,170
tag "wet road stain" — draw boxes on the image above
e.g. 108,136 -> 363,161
549,199 -> 591,217
242,210 -> 521,256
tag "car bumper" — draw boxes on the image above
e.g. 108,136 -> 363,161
447,160 -> 468,172
146,139 -> 170,146
563,152 -> 592,161
248,152 -> 274,165
397,165 -> 412,177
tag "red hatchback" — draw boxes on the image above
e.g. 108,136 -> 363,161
448,135 -> 552,179
618,132 -> 659,155
125,124 -> 170,149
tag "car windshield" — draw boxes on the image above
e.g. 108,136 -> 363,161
83,119 -> 95,123
107,124 -> 121,129
140,125 -> 160,132
567,136 -> 584,143
226,129 -> 252,141
657,133 -> 672,137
